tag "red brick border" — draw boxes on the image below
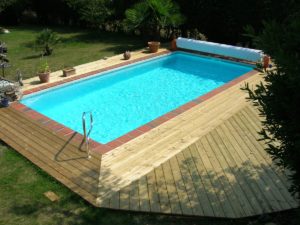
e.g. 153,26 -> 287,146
13,50 -> 258,155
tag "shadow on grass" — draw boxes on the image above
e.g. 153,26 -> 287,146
22,54 -> 41,60
59,30 -> 142,44
10,202 -> 45,216
100,44 -> 145,55
22,40 -> 36,49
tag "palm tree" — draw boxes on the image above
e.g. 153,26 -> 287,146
124,0 -> 185,40
35,29 -> 60,56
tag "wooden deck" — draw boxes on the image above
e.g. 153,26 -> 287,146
100,105 -> 298,217
0,58 -> 298,218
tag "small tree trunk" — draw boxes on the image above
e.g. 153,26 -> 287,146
44,45 -> 52,56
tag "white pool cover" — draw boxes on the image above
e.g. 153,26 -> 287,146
176,37 -> 263,62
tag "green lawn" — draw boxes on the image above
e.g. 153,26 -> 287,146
0,25 -> 145,80
0,25 -> 299,224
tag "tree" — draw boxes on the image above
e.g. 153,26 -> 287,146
123,0 -> 185,40
35,29 -> 60,56
0,0 -> 17,13
63,0 -> 113,27
243,4 -> 300,197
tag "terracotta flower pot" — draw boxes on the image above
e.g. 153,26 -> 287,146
38,72 -> 50,83
170,38 -> 177,51
148,41 -> 160,53
63,67 -> 76,77
123,51 -> 131,60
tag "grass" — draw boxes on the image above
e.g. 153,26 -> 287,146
0,25 -> 299,224
0,25 -> 145,80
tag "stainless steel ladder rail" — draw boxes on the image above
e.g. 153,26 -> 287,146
82,112 -> 93,159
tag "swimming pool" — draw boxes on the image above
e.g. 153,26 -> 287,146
21,51 -> 254,144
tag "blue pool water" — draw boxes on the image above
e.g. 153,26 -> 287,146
21,52 -> 254,144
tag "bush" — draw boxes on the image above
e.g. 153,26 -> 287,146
243,11 -> 300,198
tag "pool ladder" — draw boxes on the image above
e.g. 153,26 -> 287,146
82,112 -> 93,159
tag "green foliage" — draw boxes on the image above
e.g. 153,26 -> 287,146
37,60 -> 50,73
124,0 -> 185,40
64,0 -> 113,27
35,29 -> 60,56
242,8 -> 300,197
0,0 -> 17,13
0,0 -> 297,45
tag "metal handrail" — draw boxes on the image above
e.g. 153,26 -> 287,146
82,111 -> 93,159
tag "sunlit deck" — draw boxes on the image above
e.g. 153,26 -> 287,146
0,49 -> 298,218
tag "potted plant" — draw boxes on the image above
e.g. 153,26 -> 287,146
62,66 -> 76,77
170,33 -> 177,51
123,51 -> 131,60
37,61 -> 50,83
148,41 -> 160,53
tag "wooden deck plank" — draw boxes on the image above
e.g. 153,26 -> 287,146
109,191 -> 120,209
176,152 -> 204,216
169,156 -> 193,215
138,176 -> 151,212
188,144 -> 225,217
129,181 -> 140,211
196,138 -> 236,218
146,171 -> 161,213
161,161 -> 182,215
203,133 -> 244,217
210,128 -> 257,216
98,196 -> 110,208
119,185 -> 131,210
182,147 -> 215,217
154,166 -> 172,213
